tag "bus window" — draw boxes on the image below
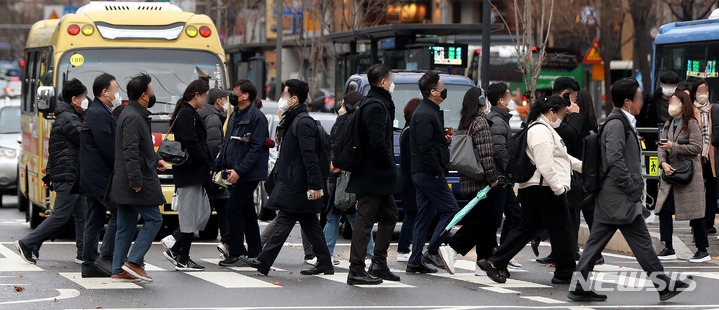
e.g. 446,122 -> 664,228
654,43 -> 719,103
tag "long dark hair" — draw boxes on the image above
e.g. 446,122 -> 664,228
458,87 -> 485,130
576,90 -> 598,129
170,79 -> 210,127
526,96 -> 567,124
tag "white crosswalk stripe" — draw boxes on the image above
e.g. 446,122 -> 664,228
0,244 -> 42,272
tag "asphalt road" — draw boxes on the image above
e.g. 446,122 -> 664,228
1,195 -> 719,310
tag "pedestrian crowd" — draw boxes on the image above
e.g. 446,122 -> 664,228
16,65 -> 715,302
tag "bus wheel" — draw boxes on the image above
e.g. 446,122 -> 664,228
27,201 -> 44,229
17,187 -> 28,212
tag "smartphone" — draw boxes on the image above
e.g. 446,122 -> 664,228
307,190 -> 313,200
659,138 -> 668,144
221,170 -> 230,180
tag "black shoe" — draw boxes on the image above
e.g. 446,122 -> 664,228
536,255 -> 554,264
219,256 -> 248,267
97,258 -> 113,274
176,258 -> 205,272
347,269 -> 383,285
552,276 -> 571,284
530,237 -> 540,257
369,262 -> 401,281
14,240 -> 36,264
476,259 -> 507,283
689,250 -> 711,263
301,264 -> 334,275
499,268 -> 511,279
708,227 -> 717,235
568,288 -> 608,302
239,257 -> 269,276
595,256 -> 605,265
659,276 -> 693,301
406,261 -> 438,274
81,263 -> 112,278
657,248 -> 677,260
421,252 -> 444,269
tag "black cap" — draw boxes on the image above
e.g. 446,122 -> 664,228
208,88 -> 231,105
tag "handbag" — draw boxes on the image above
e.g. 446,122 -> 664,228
662,157 -> 694,185
448,134 -> 484,180
333,171 -> 356,210
158,113 -> 189,166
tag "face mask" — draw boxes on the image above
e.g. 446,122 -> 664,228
506,99 -> 515,111
229,94 -> 239,107
388,82 -> 395,95
662,87 -> 676,97
278,97 -> 290,112
668,103 -> 682,117
148,95 -> 156,108
80,98 -> 89,110
111,92 -> 122,106
440,88 -> 448,100
697,94 -> 709,104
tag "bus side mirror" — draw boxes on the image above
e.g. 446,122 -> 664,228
36,86 -> 56,116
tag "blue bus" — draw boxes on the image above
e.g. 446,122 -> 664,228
652,10 -> 719,102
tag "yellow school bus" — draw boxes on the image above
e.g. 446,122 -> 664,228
18,1 -> 228,232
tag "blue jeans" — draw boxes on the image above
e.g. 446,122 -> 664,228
324,206 -> 374,258
397,211 -> 416,253
491,185 -> 521,245
82,197 -> 117,269
112,204 -> 162,274
408,173 -> 459,265
22,182 -> 86,259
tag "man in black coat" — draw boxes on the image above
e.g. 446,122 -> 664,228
241,79 -> 333,276
15,79 -> 88,265
346,64 -> 400,285
407,71 -> 459,274
78,73 -> 120,277
109,74 -> 166,282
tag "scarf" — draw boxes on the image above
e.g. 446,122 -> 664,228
694,100 -> 711,159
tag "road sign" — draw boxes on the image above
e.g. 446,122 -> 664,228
583,38 -> 603,64
649,156 -> 659,176
43,5 -> 77,20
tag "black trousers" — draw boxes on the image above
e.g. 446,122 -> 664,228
659,188 -> 709,251
226,181 -> 261,257
82,197 -> 117,269
257,211 -> 331,267
576,215 -> 668,289
211,197 -> 229,243
349,194 -> 398,272
447,194 -> 497,259
489,186 -> 575,279
703,162 -> 717,229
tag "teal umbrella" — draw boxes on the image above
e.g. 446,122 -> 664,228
444,185 -> 492,233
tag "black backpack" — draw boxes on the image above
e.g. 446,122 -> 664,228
292,112 -> 331,179
582,114 -> 631,193
331,97 -> 387,172
506,122 -> 549,183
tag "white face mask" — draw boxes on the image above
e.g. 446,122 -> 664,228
388,82 -> 395,95
662,87 -> 676,97
483,104 -> 491,113
278,97 -> 290,112
668,103 -> 682,117
80,98 -> 89,110
111,92 -> 122,106
550,112 -> 563,128
506,99 -> 515,111
696,94 -> 709,104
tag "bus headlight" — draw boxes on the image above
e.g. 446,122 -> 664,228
0,147 -> 16,159
185,26 -> 198,38
82,24 -> 94,36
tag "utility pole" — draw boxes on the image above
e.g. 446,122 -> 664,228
275,0 -> 282,100
480,0 -> 491,89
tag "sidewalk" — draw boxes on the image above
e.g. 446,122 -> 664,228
577,216 -> 719,265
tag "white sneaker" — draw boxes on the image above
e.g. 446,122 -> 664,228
74,258 -> 83,264
161,235 -> 176,249
438,245 -> 457,274
507,258 -> 523,269
305,256 -> 317,265
396,252 -> 410,262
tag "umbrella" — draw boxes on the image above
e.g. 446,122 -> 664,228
441,185 -> 492,238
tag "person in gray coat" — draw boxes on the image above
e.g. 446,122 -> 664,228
109,74 -> 166,282
569,78 -> 692,302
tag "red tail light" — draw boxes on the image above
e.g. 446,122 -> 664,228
68,24 -> 80,35
199,26 -> 212,37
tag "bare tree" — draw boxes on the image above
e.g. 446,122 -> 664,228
662,0 -> 719,21
630,0 -> 655,93
595,0 -> 631,115
492,0 -> 556,105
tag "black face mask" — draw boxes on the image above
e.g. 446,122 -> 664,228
229,94 -> 239,107
148,95 -> 156,108
440,88 -> 448,100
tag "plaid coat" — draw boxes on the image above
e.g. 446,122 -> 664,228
458,112 -> 498,197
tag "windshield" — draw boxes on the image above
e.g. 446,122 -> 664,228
654,42 -> 719,103
0,106 -> 20,133
56,48 -> 226,115
391,83 -> 474,128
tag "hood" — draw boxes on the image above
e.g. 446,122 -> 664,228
0,133 -> 20,150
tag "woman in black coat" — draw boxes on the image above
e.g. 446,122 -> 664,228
162,80 -> 213,272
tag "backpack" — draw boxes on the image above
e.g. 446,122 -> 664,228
292,112 -> 331,179
506,122 -> 549,183
582,114 -> 631,193
331,97 -> 388,172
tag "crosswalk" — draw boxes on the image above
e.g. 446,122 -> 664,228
3,242 -> 719,305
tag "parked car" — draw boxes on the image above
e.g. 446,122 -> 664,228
0,104 -> 21,208
311,88 -> 335,113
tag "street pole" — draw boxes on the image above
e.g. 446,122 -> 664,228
480,0 -> 491,90
275,0 -> 283,100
